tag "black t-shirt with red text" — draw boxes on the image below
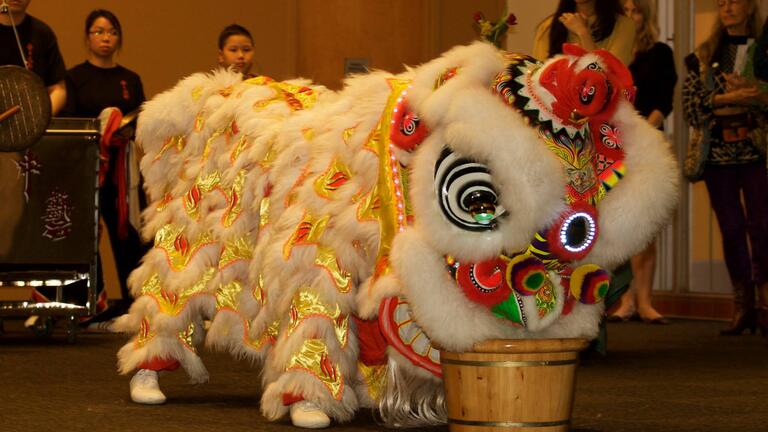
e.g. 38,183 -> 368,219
0,14 -> 66,86
62,61 -> 145,117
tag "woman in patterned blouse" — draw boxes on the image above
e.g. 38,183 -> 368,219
682,0 -> 768,336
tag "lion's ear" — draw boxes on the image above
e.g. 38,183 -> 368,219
539,58 -> 570,95
593,49 -> 634,91
390,99 -> 429,152
433,66 -> 459,90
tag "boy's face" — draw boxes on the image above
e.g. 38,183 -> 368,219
218,35 -> 254,75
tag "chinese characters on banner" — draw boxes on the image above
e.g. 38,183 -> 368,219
42,188 -> 73,241
14,150 -> 42,203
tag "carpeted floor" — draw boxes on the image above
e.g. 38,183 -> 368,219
0,318 -> 766,432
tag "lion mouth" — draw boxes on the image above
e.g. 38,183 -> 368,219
378,296 -> 442,377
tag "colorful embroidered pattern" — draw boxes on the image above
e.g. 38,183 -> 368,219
313,158 -> 352,199
535,279 -> 557,317
288,289 -> 349,347
286,338 -> 344,400
342,126 -> 357,145
136,317 -> 155,348
315,246 -> 352,293
155,135 -> 186,161
184,171 -> 223,219
282,213 -> 330,259
219,236 -> 254,269
178,322 -> 198,352
216,280 -> 242,311
246,319 -> 280,351
355,184 -> 382,223
222,169 -> 247,227
247,77 -> 318,112
203,120 -> 238,161
154,224 -> 215,271
358,362 -> 387,402
141,268 -> 216,316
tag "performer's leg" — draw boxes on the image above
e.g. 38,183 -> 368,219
259,284 -> 359,428
115,282 -> 212,404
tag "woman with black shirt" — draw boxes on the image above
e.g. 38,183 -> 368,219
609,0 -> 676,324
63,10 -> 144,117
625,0 -> 676,129
62,9 -> 147,327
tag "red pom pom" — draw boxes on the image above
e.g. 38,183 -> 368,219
505,254 -> 547,296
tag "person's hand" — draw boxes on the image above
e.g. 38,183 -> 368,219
725,73 -> 755,90
558,13 -> 590,38
757,89 -> 768,105
724,86 -> 762,105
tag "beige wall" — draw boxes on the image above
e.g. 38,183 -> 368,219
33,0 -> 503,95
295,1 -> 434,90
34,1 -> 297,98
294,0 -> 504,89
505,0 -> 558,55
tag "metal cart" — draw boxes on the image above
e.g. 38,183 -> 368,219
0,117 -> 100,343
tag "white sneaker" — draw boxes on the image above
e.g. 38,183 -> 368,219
129,369 -> 166,404
290,400 -> 331,429
24,315 -> 39,329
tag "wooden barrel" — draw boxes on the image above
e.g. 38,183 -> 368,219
441,338 -> 589,432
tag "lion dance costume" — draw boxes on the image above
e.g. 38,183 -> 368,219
115,42 -> 678,428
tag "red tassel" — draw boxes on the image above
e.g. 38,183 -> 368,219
99,109 -> 131,239
111,138 -> 130,240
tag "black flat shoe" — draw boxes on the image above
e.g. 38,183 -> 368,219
606,314 -> 631,322
642,316 -> 670,325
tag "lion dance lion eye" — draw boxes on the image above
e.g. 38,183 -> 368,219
434,148 -> 506,231
586,62 -> 602,71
